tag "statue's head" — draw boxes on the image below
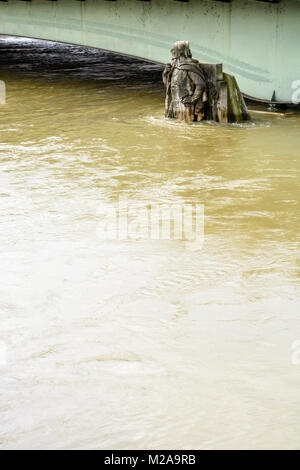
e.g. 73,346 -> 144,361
171,41 -> 192,60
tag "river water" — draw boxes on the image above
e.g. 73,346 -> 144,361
0,38 -> 299,450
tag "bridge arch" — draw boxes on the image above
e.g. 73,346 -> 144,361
0,0 -> 299,102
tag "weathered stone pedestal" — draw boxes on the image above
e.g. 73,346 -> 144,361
163,41 -> 251,124
200,64 -> 251,123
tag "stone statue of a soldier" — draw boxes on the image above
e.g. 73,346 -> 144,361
163,41 -> 207,122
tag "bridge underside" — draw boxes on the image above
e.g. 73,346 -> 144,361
0,0 -> 299,102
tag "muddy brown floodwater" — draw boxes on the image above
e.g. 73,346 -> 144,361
0,38 -> 299,450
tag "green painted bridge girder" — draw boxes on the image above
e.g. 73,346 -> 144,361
0,0 -> 299,102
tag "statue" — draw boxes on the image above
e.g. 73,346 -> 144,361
163,41 -> 207,123
163,41 -> 251,124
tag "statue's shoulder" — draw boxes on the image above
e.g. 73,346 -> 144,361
178,60 -> 193,70
179,60 -> 205,77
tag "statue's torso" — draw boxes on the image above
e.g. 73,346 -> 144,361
170,66 -> 193,102
164,56 -> 206,120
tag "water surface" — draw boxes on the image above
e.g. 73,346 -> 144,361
0,38 -> 299,450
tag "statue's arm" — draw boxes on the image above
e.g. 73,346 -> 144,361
162,63 -> 172,86
182,71 -> 205,104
